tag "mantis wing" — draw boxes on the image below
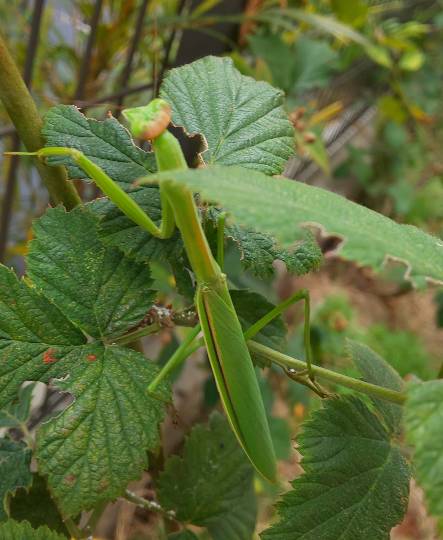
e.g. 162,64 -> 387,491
197,280 -> 277,483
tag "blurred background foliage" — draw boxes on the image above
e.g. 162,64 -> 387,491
0,1 -> 442,538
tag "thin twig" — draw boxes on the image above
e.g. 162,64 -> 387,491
123,489 -> 176,521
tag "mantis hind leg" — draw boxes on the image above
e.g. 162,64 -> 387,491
244,289 -> 316,380
147,323 -> 201,397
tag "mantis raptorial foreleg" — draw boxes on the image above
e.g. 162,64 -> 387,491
9,99 -> 323,480
12,100 -> 277,482
8,146 -> 175,239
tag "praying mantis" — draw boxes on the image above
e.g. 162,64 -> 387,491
10,99 -> 321,482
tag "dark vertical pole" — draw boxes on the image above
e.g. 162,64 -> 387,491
73,0 -> 103,199
0,0 -> 46,261
153,0 -> 186,97
173,0 -> 246,66
114,0 -> 150,115
74,0 -> 103,102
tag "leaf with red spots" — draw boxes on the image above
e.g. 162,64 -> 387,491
0,265 -> 84,408
0,205 -> 169,517
37,345 -> 168,516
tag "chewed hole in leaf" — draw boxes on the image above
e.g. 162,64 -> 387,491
169,124 -> 206,168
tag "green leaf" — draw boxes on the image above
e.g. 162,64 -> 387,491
231,290 -> 286,350
270,8 -> 372,45
227,223 -> 321,278
259,376 -> 292,461
168,532 -> 199,540
405,380 -> 443,528
0,383 -> 36,429
363,324 -> 433,380
331,0 -> 368,26
147,165 -> 443,286
160,56 -> 295,175
269,416 -> 292,461
248,33 -> 298,93
347,340 -> 404,433
0,212 -> 169,516
89,189 -> 182,264
0,519 -> 66,540
291,37 -> 338,94
158,413 -> 257,540
295,127 -> 330,174
9,474 -> 69,537
399,49 -> 425,71
0,439 -> 32,521
264,8 -> 392,68
206,207 -> 321,279
261,396 -> 410,540
42,104 -> 156,187
37,344 -> 168,516
28,206 -> 156,339
0,265 -> 85,408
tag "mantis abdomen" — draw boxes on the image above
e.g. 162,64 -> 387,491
197,279 -> 277,482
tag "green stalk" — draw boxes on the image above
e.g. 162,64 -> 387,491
248,341 -> 406,405
63,517 -> 83,539
112,322 -> 162,346
0,33 -> 80,209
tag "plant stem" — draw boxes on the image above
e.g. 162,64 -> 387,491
124,489 -> 176,521
84,501 -> 107,536
63,517 -> 83,539
248,341 -> 406,405
112,322 -> 161,346
0,33 -> 81,209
